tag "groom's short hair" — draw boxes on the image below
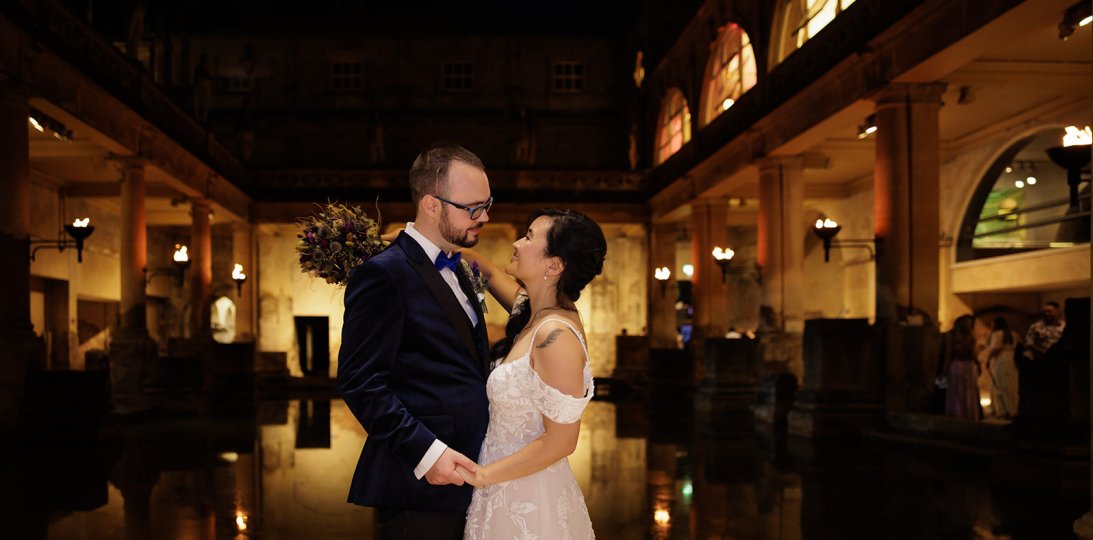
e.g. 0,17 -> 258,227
409,143 -> 485,205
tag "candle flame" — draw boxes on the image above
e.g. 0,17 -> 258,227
654,267 -> 671,280
816,218 -> 838,229
235,512 -> 248,531
712,246 -> 735,261
654,508 -> 670,527
173,244 -> 189,262
232,263 -> 247,280
72,218 -> 90,228
1062,125 -> 1092,147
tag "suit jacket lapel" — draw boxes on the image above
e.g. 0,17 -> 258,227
455,266 -> 491,373
398,234 -> 482,367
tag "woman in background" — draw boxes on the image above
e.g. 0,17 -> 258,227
986,316 -> 1019,418
944,315 -> 981,421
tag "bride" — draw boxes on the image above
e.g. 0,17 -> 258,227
457,208 -> 606,539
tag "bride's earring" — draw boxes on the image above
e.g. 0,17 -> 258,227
543,273 -> 548,281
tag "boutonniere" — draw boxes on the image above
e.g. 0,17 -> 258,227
458,259 -> 490,313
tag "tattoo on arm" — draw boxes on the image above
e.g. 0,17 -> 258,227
535,329 -> 565,349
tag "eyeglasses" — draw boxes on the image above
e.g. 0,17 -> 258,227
433,194 -> 493,220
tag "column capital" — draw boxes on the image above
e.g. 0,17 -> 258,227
112,155 -> 146,172
872,82 -> 947,107
757,152 -> 829,175
690,197 -> 730,211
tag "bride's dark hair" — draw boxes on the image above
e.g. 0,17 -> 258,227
490,209 -> 607,360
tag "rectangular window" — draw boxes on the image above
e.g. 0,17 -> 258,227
331,61 -> 363,91
442,62 -> 474,91
552,61 -> 585,92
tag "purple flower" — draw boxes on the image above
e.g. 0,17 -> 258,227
471,261 -> 480,277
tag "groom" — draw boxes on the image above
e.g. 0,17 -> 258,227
338,143 -> 493,539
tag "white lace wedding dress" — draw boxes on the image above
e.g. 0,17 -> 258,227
464,318 -> 595,539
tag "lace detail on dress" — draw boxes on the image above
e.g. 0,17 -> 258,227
464,318 -> 595,540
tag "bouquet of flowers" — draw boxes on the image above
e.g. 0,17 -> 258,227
297,201 -> 386,285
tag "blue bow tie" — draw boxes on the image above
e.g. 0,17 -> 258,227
434,251 -> 462,272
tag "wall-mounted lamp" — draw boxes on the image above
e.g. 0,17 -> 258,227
857,114 -> 877,140
712,246 -> 734,283
231,263 -> 248,296
28,107 -> 74,142
813,218 -> 880,262
681,264 -> 695,279
29,218 -> 95,263
145,244 -> 192,287
1045,125 -> 1091,208
1058,0 -> 1093,40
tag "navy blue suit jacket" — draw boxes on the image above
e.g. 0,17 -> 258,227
337,232 -> 490,512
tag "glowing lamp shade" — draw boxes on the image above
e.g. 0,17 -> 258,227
173,244 -> 189,263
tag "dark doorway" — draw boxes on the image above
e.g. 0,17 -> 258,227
295,316 -> 330,377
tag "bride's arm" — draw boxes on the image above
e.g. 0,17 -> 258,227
456,323 -> 586,486
457,248 -> 521,313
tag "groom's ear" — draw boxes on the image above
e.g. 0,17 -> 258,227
422,194 -> 440,218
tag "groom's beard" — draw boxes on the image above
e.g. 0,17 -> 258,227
440,207 -> 481,248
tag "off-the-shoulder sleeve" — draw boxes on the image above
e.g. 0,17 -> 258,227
529,367 -> 593,424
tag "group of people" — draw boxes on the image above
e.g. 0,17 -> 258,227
939,301 -> 1066,422
337,144 -> 604,539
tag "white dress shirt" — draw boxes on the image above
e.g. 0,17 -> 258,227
403,222 -> 480,479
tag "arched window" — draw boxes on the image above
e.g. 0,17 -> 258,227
656,88 -> 692,165
771,0 -> 856,67
701,23 -> 757,126
957,127 -> 1090,262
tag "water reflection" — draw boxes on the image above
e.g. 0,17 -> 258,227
9,397 -> 1086,539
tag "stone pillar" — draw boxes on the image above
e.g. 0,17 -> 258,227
649,222 -> 678,348
1072,35 -> 1093,538
757,156 -> 807,381
0,83 -> 42,429
111,157 -> 155,412
872,83 -> 946,324
190,198 -> 213,340
690,199 -> 730,339
757,156 -> 805,333
119,158 -> 148,335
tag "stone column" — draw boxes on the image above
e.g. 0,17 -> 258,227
690,198 -> 730,339
190,198 -> 213,340
872,83 -> 946,324
0,83 -> 42,429
1071,35 -> 1093,539
757,156 -> 806,333
119,158 -> 148,335
111,157 -> 155,412
649,222 -> 678,348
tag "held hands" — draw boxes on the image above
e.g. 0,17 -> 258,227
424,448 -> 478,486
455,464 -> 487,487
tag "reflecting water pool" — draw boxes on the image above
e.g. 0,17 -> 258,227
5,397 -> 1087,539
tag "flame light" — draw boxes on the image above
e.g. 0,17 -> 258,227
654,508 -> 671,527
232,263 -> 246,281
173,244 -> 189,263
1062,125 -> 1092,147
711,246 -> 735,261
72,218 -> 90,228
654,267 -> 671,281
235,512 -> 248,531
815,218 -> 839,229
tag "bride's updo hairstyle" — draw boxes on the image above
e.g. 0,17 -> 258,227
490,209 -> 607,360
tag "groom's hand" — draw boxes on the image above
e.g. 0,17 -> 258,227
424,448 -> 478,486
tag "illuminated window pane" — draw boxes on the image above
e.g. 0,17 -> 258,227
656,89 -> 692,165
699,23 -> 758,126
773,0 -> 855,67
